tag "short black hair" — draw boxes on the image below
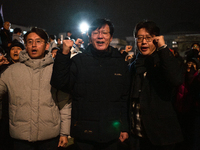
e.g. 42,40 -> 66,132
49,35 -> 56,40
134,20 -> 160,37
24,27 -> 49,44
51,47 -> 60,51
88,18 -> 114,37
14,28 -> 22,34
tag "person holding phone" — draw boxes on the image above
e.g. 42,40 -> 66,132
129,20 -> 184,150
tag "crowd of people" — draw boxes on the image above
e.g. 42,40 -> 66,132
0,19 -> 199,150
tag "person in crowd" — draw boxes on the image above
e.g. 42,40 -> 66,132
51,47 -> 60,59
129,20 -> 184,150
48,34 -> 57,52
185,49 -> 200,150
0,27 -> 71,150
185,43 -> 200,62
119,45 -> 133,58
189,62 -> 200,150
65,31 -> 76,42
175,56 -> 200,149
125,55 -> 133,64
0,40 -> 25,150
70,38 -> 84,58
57,38 -> 62,49
8,39 -> 24,63
51,18 -> 130,150
191,43 -> 200,52
0,21 -> 12,54
12,28 -> 24,44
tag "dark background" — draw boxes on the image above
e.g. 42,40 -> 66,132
1,0 -> 200,39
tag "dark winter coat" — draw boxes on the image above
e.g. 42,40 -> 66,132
0,28 -> 12,52
129,47 -> 184,145
51,44 -> 130,143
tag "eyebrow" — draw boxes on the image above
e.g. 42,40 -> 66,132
27,38 -> 43,41
137,35 -> 151,36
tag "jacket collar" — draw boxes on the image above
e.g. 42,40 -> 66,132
19,50 -> 54,69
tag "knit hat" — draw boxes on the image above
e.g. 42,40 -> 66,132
9,39 -> 25,51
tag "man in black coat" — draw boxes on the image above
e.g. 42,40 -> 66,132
0,21 -> 12,54
51,19 -> 130,149
129,21 -> 184,150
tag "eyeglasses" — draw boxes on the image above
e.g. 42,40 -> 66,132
26,39 -> 45,46
92,30 -> 110,37
136,36 -> 153,43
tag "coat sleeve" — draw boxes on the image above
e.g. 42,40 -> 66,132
0,71 -> 8,100
157,47 -> 184,87
0,71 -> 8,119
50,50 -> 76,93
51,87 -> 72,136
121,65 -> 131,132
57,90 -> 72,136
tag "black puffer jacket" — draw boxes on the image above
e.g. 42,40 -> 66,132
51,44 -> 130,142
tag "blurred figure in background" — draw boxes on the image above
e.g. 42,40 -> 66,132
51,47 -> 60,59
57,38 -> 62,49
0,21 -> 12,54
12,28 -> 24,44
49,34 -> 57,52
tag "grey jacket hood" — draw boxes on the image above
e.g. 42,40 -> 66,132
19,50 -> 54,70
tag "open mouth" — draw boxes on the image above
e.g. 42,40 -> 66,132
141,47 -> 148,51
97,41 -> 104,44
32,50 -> 37,53
14,54 -> 19,56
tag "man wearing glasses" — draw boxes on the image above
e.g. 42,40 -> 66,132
51,19 -> 130,149
0,27 -> 71,149
129,21 -> 184,150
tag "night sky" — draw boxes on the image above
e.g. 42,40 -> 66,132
1,0 -> 200,39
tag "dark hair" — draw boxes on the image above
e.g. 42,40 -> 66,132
14,28 -> 22,34
51,47 -> 60,51
67,31 -> 71,33
49,35 -> 56,40
24,27 -> 49,44
9,39 -> 25,51
134,20 -> 160,37
88,19 -> 114,37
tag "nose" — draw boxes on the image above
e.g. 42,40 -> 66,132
14,49 -> 18,53
142,37 -> 147,44
32,41 -> 37,47
97,32 -> 103,38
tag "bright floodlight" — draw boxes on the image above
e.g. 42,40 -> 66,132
80,22 -> 89,34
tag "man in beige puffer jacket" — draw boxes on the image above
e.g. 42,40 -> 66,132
0,27 -> 71,150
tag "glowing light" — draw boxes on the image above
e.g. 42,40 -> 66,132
80,22 -> 89,34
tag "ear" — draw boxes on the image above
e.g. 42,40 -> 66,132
45,43 -> 50,50
25,45 -> 28,52
89,37 -> 92,44
109,36 -> 113,42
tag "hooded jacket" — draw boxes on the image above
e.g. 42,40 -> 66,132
0,50 -> 71,142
